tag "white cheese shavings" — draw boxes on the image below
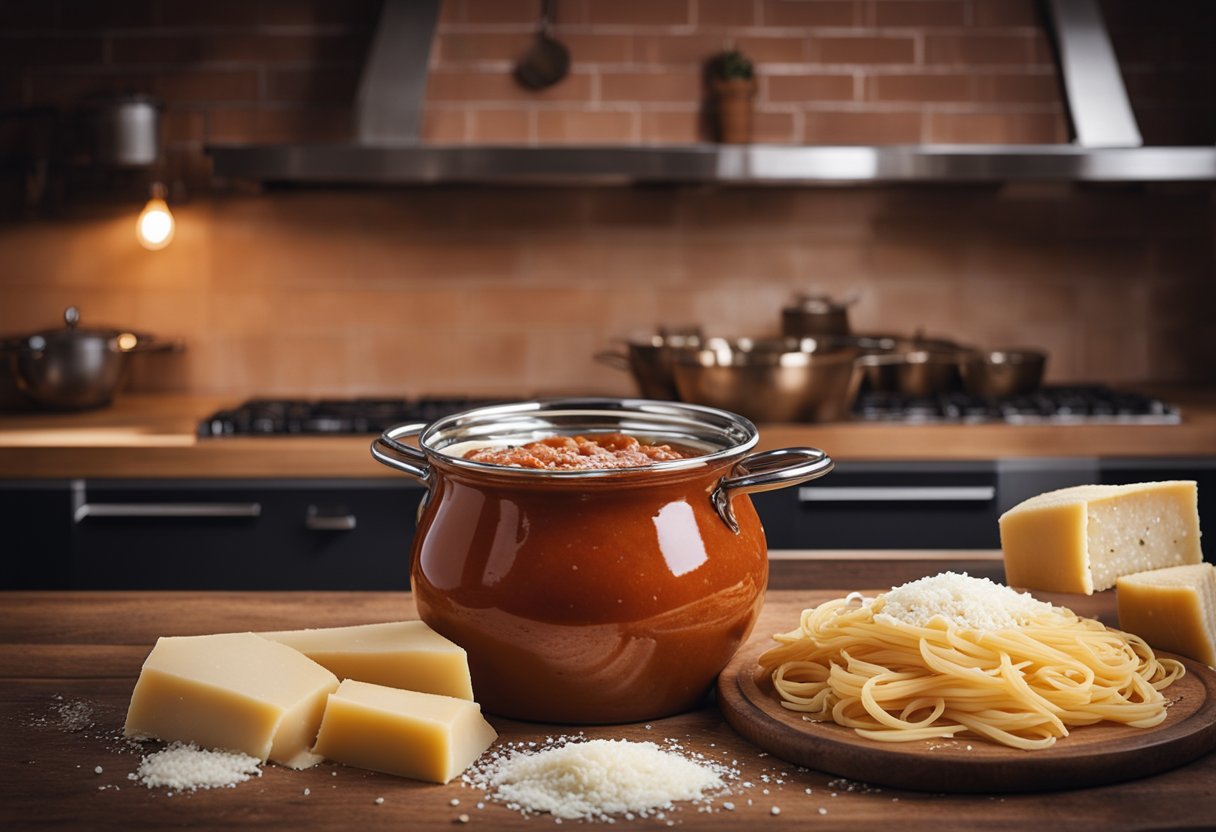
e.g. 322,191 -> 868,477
872,572 -> 1056,631
470,738 -> 727,821
132,742 -> 262,791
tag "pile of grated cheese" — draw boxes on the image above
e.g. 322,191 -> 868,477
129,742 -> 263,791
872,571 -> 1057,631
466,738 -> 729,821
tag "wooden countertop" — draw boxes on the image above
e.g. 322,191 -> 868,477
3,580 -> 1212,831
1,390 -> 1214,479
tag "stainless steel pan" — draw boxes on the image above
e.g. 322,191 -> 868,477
669,336 -> 862,423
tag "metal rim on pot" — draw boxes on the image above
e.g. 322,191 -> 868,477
371,396 -> 835,533
669,336 -> 859,368
375,397 -> 760,480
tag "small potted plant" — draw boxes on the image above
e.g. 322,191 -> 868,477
709,49 -> 756,144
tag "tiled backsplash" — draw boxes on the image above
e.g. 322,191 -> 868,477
1,184 -> 1212,397
0,1 -> 1213,397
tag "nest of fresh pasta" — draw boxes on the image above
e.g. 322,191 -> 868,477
758,572 -> 1184,751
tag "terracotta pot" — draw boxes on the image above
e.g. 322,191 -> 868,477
372,398 -> 833,724
713,78 -> 756,144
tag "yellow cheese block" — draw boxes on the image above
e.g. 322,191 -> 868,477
259,620 -> 474,700
312,679 -> 497,784
124,632 -> 339,769
999,480 -> 1203,594
1117,563 -> 1216,668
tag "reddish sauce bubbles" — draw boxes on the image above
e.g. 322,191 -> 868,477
462,432 -> 691,470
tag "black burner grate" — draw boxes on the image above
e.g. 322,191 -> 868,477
197,397 -> 505,437
853,385 -> 1180,425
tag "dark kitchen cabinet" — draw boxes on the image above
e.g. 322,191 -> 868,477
0,480 -> 73,588
0,479 -> 423,590
5,457 -> 1212,590
755,457 -> 1214,563
753,461 -> 1004,550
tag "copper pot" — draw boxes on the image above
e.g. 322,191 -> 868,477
371,398 -> 833,723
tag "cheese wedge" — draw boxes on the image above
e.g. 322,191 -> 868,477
124,632 -> 339,769
312,679 -> 497,784
259,620 -> 474,700
999,480 -> 1203,594
1117,563 -> 1216,668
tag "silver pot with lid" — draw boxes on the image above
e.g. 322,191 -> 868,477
1,306 -> 179,410
781,293 -> 856,338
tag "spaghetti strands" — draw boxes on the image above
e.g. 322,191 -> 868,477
759,573 -> 1184,750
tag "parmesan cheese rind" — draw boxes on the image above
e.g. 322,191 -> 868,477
999,481 -> 1203,594
1117,563 -> 1216,668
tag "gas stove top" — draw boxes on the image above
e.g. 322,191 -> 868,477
196,397 -> 505,437
197,386 -> 1180,436
853,385 -> 1181,425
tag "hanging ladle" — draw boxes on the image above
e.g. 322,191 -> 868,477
514,0 -> 570,91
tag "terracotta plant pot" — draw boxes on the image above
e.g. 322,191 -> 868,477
713,78 -> 756,144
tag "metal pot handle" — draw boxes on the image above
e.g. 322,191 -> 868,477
711,447 -> 834,533
593,350 -> 631,371
370,422 -> 432,483
125,333 -> 185,354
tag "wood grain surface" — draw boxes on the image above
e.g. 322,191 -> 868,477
2,586 -> 1215,831
719,639 -> 1216,793
2,389 -> 1215,478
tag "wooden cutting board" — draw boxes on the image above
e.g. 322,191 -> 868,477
718,638 -> 1216,794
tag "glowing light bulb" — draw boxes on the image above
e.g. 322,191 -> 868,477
137,185 -> 175,250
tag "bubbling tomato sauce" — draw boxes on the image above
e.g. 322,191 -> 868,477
461,432 -> 694,470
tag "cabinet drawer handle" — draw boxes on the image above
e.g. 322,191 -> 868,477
305,508 -> 357,531
797,486 -> 996,503
74,502 -> 263,523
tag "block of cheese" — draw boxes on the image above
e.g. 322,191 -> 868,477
259,620 -> 474,700
312,679 -> 497,784
124,632 -> 339,770
1117,563 -> 1216,668
999,480 -> 1203,594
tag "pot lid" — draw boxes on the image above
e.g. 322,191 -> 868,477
785,292 -> 859,315
3,306 -> 142,352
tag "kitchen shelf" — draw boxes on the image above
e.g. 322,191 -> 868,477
208,143 -> 1216,186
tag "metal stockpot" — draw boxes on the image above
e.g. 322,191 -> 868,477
670,337 -> 863,423
371,398 -> 833,723
959,348 -> 1047,397
781,294 -> 855,338
1,306 -> 177,410
594,331 -> 702,400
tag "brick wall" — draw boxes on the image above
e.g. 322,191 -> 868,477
2,0 -> 1213,194
428,0 -> 1067,145
429,0 -> 1214,146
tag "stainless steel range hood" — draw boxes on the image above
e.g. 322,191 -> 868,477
208,0 -> 1216,186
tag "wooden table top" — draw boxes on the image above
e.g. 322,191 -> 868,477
1,389 -> 1215,478
2,586 -> 1213,830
